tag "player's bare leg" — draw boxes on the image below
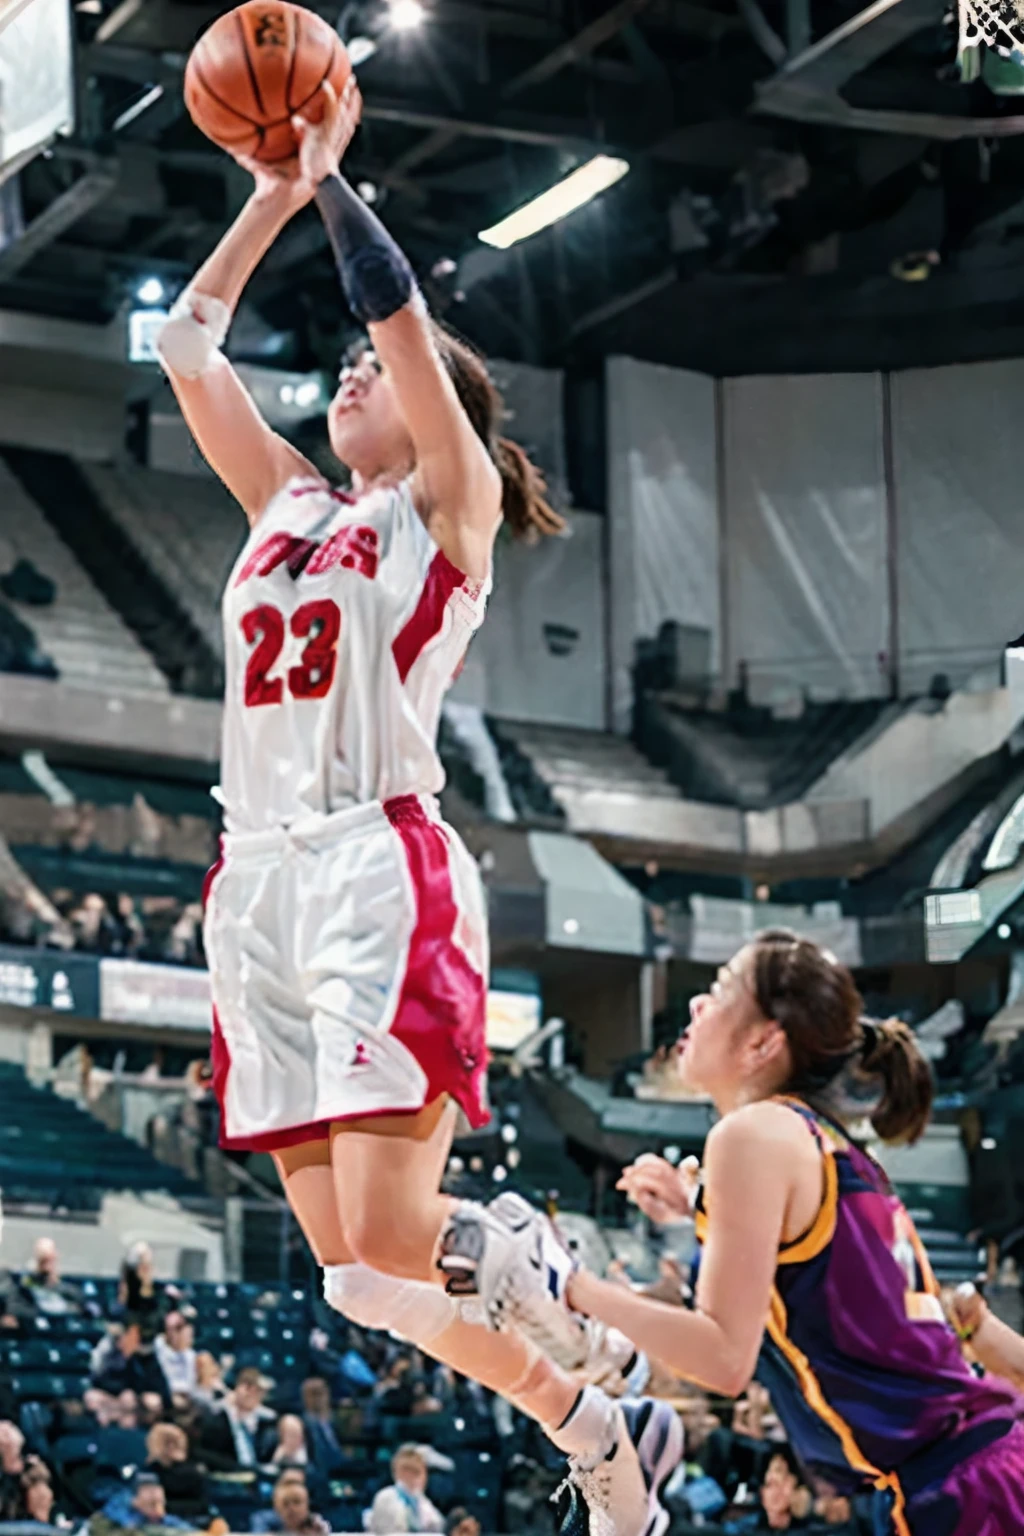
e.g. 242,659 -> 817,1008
275,1116 -> 681,1536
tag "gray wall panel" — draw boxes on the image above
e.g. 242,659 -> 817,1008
722,373 -> 889,704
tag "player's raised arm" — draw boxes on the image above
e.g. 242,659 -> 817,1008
297,82 -> 558,583
154,164 -> 320,523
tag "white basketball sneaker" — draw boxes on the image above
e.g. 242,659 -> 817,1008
439,1193 -> 649,1391
550,1386 -> 683,1536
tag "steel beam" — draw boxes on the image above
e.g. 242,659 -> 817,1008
0,165 -> 118,282
753,0 -> 1024,136
500,0 -> 652,100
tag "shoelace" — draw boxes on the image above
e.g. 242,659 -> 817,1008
508,1283 -> 589,1368
551,1458 -> 616,1536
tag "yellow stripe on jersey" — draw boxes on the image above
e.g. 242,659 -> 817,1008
777,1141 -> 838,1266
766,1287 -> 911,1536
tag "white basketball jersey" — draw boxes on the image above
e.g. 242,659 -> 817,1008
218,476 -> 489,831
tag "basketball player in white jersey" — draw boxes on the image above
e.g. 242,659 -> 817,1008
155,77 -> 681,1536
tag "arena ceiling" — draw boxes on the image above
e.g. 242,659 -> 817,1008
9,0 -> 1024,373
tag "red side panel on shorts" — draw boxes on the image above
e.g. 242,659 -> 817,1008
392,551 -> 464,683
384,795 -> 489,1129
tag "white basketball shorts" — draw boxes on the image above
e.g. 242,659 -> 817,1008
203,794 -> 489,1151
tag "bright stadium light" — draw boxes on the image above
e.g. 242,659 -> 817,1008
389,0 -> 424,29
478,155 -> 629,249
136,276 -> 165,305
293,380 -> 321,408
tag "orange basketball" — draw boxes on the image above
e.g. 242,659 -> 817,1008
184,1 -> 351,164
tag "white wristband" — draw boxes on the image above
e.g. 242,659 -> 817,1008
155,289 -> 232,379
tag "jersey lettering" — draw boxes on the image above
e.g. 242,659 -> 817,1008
240,600 -> 342,707
235,533 -> 318,587
305,525 -> 379,580
235,526 -> 379,587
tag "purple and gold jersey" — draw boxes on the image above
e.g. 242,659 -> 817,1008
695,1098 -> 1022,1535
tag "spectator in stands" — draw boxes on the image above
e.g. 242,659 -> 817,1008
252,1471 -> 329,1536
197,1366 -> 276,1470
445,1510 -> 480,1536
70,893 -> 119,954
113,894 -> 146,959
156,1313 -> 198,1399
0,1421 -> 28,1520
15,1237 -> 83,1319
118,1242 -> 160,1320
89,1471 -> 194,1536
191,1352 -> 226,1408
267,1415 -> 309,1470
813,1487 -> 855,1527
373,1354 -> 417,1415
299,1379 -> 342,1477
90,1322 -> 172,1408
165,904 -> 203,967
81,1388 -> 119,1430
367,1445 -> 445,1535
145,1423 -> 207,1524
755,1449 -> 811,1531
16,1463 -> 62,1527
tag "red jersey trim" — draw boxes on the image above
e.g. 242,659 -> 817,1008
392,549 -> 466,683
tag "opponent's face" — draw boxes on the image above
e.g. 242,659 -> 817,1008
680,944 -> 782,1099
327,349 -> 414,479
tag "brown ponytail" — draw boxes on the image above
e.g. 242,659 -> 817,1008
429,320 -> 567,542
859,1017 -> 934,1145
750,928 -> 933,1145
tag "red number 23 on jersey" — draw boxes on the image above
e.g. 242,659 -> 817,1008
241,600 -> 341,707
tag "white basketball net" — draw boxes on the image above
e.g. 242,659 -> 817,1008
959,0 -> 1024,56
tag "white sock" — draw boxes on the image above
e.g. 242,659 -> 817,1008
547,1384 -> 618,1469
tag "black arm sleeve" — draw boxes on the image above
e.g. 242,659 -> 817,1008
314,172 -> 417,326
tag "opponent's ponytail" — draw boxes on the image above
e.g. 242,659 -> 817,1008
429,320 -> 566,542
751,928 -> 933,1145
859,1017 -> 933,1146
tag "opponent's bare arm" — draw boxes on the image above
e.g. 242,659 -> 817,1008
566,1104 -> 812,1395
298,85 -> 501,583
950,1286 -> 1024,1389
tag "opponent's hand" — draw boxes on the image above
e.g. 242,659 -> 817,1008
950,1281 -> 988,1341
292,75 -> 363,188
616,1153 -> 699,1225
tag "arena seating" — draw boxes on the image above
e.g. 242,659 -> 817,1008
1,1272 -> 505,1532
81,464 -> 243,661
0,461 -> 169,699
494,721 -> 679,820
635,694 -> 888,810
0,1062 -> 197,1209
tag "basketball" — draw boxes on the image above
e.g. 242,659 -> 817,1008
184,1 -> 351,164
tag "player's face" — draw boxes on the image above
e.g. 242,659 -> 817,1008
328,349 -> 414,478
680,944 -> 766,1097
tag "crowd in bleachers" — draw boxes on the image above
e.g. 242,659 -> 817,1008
0,885 -> 205,968
0,1228 -> 886,1536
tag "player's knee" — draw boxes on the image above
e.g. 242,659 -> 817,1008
322,1263 -> 457,1345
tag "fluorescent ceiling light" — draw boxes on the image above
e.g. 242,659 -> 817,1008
478,154 -> 629,249
346,35 -> 377,66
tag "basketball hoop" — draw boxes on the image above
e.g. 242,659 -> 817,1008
959,0 -> 1024,59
